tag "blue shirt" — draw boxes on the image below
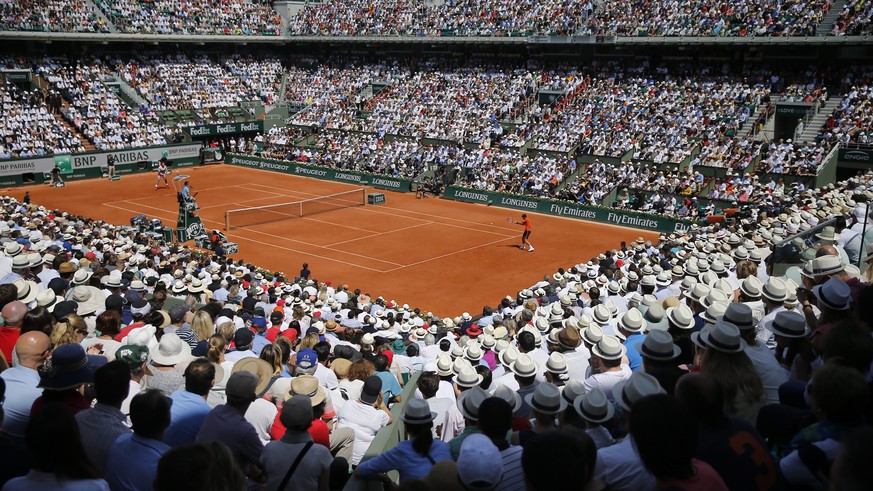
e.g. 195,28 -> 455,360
75,403 -> 131,473
251,333 -> 271,356
182,185 -> 190,199
196,404 -> 263,472
164,390 -> 212,447
623,333 -> 645,372
356,439 -> 452,482
375,371 -> 402,400
0,366 -> 42,439
105,433 -> 171,491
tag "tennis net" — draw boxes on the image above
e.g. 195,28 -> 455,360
225,188 -> 366,230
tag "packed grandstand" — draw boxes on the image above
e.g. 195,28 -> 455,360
2,1 -> 873,491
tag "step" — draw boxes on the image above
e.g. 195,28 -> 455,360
816,0 -> 849,36
85,0 -> 118,32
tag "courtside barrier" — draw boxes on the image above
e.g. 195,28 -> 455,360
224,153 -> 415,192
0,143 -> 202,187
442,186 -> 695,234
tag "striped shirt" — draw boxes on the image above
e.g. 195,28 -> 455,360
497,444 -> 525,491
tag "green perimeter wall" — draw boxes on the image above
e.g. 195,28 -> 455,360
0,143 -> 202,187
224,153 -> 694,234
442,186 -> 694,234
225,153 -> 415,192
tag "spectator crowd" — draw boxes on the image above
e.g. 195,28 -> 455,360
0,161 -> 872,491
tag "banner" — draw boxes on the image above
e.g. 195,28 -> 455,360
838,147 -> 873,165
0,69 -> 31,82
443,187 -> 692,234
184,121 -> 264,137
225,154 -> 413,192
0,143 -> 202,178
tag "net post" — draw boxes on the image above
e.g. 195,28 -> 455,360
225,211 -> 230,231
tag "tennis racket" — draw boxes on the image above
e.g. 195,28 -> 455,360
506,217 -> 516,224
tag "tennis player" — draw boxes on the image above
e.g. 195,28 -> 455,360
155,158 -> 169,189
513,213 -> 534,252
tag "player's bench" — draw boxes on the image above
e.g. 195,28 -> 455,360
368,193 -> 386,205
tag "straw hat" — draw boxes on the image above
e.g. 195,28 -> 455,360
545,352 -> 568,374
524,382 -> 567,415
612,372 -> 666,412
492,384 -> 522,412
666,304 -> 694,330
455,366 -> 483,388
693,320 -> 747,353
591,336 -> 626,360
763,311 -> 809,338
573,388 -> 614,423
149,333 -> 192,366
400,398 -> 438,424
636,330 -> 681,361
616,308 -> 647,333
509,353 -> 539,378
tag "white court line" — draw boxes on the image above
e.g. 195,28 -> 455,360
324,222 -> 431,247
104,183 -> 253,205
380,235 -> 518,272
102,200 -> 403,268
246,183 -> 516,238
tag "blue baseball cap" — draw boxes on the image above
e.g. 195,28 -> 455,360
296,348 -> 318,372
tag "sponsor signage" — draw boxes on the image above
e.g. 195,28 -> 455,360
184,121 -> 264,137
0,143 -> 202,178
225,154 -> 413,192
838,148 -> 873,164
443,186 -> 690,233
1,69 -> 31,82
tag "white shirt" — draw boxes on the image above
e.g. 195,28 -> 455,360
562,347 -> 591,384
440,400 -> 465,442
594,436 -> 656,491
314,363 -> 339,390
245,398 -> 278,446
744,342 -> 788,405
583,365 -> 632,400
337,400 -> 390,465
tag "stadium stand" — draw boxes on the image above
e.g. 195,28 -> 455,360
0,81 -> 86,158
0,0 -> 110,33
2,5 -> 873,486
93,0 -> 283,35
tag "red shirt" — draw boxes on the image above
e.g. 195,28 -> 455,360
115,321 -> 145,342
265,327 -> 280,343
270,413 -> 331,449
522,218 -> 532,231
0,327 -> 20,364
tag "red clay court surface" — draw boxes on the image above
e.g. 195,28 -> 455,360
5,165 -> 659,316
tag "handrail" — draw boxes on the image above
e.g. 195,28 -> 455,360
818,141 -> 841,174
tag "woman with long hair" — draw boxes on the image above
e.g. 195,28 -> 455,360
206,333 -> 232,407
695,322 -> 765,425
51,314 -> 89,347
190,310 -> 214,342
354,398 -> 450,482
259,344 -> 284,383
4,403 -> 109,490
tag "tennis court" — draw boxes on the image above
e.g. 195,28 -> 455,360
9,164 -> 659,315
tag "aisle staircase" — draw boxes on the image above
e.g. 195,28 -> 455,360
32,74 -> 96,152
85,0 -> 118,32
816,0 -> 849,36
796,97 -> 841,143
